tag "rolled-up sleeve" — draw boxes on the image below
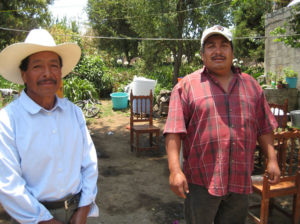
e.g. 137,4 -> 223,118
163,81 -> 189,137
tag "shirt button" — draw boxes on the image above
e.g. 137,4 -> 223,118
60,189 -> 64,192
47,112 -> 51,115
231,125 -> 234,128
52,130 -> 56,134
229,109 -> 232,112
232,142 -> 235,145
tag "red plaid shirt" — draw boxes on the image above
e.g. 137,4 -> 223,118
164,66 -> 277,196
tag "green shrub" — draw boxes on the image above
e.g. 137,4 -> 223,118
243,66 -> 264,80
63,76 -> 98,102
145,65 -> 173,90
73,55 -> 113,97
0,76 -> 23,91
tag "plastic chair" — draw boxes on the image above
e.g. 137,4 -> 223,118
249,130 -> 300,224
130,90 -> 160,153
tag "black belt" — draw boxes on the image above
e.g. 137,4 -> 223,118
41,192 -> 81,210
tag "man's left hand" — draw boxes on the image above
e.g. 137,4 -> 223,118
266,159 -> 281,185
69,205 -> 91,224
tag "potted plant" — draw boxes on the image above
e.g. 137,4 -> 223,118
284,67 -> 298,88
267,71 -> 276,88
277,76 -> 288,89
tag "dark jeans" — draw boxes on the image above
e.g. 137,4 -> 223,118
185,183 -> 248,224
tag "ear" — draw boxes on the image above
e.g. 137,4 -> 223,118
21,71 -> 27,84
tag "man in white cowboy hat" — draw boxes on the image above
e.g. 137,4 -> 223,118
0,29 -> 98,223
164,25 -> 280,224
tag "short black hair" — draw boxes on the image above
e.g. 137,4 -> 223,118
19,53 -> 63,71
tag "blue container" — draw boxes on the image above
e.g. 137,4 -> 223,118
110,92 -> 128,109
286,77 -> 298,88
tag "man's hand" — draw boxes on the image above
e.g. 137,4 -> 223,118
69,205 -> 91,224
169,170 -> 189,198
39,218 -> 63,224
258,133 -> 281,185
165,133 -> 189,198
266,159 -> 281,185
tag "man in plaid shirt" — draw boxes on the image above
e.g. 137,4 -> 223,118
164,25 -> 281,224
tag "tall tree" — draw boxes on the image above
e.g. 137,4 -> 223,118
127,0 -> 231,85
231,0 -> 275,64
86,0 -> 230,85
86,0 -> 139,61
271,4 -> 300,48
0,0 -> 53,49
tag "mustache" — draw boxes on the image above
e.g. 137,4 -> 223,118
37,79 -> 57,85
211,55 -> 226,60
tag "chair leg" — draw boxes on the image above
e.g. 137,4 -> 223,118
136,133 -> 139,152
156,131 -> 159,150
149,133 -> 153,146
260,198 -> 270,224
130,130 -> 133,152
293,193 -> 300,224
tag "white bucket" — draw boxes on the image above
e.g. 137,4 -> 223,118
131,76 -> 156,114
132,76 -> 156,96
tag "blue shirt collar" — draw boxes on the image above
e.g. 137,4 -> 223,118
19,90 -> 66,114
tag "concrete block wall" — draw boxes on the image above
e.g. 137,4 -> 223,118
264,88 -> 298,111
265,7 -> 300,88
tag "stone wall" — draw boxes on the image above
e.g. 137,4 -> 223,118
263,88 -> 298,111
265,7 -> 300,88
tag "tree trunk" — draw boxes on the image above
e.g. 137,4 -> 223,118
172,44 -> 183,86
171,0 -> 186,86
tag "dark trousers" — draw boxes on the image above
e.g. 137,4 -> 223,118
11,201 -> 78,224
185,183 -> 248,224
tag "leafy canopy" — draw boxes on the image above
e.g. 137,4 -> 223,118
0,0 -> 53,49
271,5 -> 300,48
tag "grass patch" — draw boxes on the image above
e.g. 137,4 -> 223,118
99,98 -> 130,118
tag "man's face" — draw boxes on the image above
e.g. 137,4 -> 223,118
201,35 -> 234,76
21,51 -> 62,102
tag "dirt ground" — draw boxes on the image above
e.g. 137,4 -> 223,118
0,99 -> 295,223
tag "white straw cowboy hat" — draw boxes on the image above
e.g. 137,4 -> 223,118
0,28 -> 81,84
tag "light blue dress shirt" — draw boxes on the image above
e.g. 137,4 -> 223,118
0,91 -> 99,223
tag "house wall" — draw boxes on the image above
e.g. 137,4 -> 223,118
265,7 -> 300,110
265,7 -> 300,87
264,88 -> 298,111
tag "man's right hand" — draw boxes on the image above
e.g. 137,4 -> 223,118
39,218 -> 64,224
169,170 -> 189,198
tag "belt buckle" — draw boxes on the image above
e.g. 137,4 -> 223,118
64,200 -> 69,210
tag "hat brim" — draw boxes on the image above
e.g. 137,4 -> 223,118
0,43 -> 81,84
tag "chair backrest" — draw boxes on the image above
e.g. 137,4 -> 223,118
273,131 -> 300,182
130,90 -> 153,126
269,99 -> 288,131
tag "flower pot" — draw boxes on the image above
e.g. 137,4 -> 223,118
285,77 -> 298,88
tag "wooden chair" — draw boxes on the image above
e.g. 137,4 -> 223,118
249,130 -> 300,224
269,99 -> 288,132
255,99 -> 289,169
130,90 -> 160,153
